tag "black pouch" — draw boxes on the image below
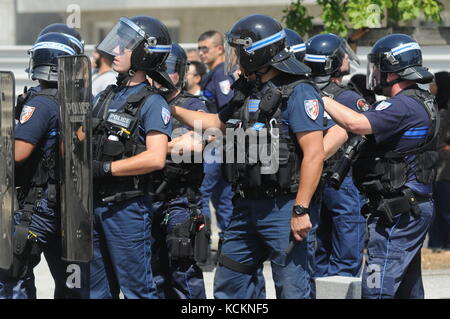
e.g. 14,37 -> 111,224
416,151 -> 439,184
194,216 -> 211,264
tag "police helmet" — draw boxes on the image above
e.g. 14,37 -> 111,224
225,14 -> 310,75
160,43 -> 189,90
367,34 -> 433,92
304,33 -> 359,80
29,32 -> 77,82
284,28 -> 306,61
38,23 -> 85,54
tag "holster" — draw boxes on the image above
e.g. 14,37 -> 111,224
363,188 -> 427,226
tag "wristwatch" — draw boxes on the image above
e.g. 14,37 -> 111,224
292,205 -> 310,216
103,161 -> 112,176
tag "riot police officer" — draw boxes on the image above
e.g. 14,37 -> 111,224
172,14 -> 326,299
0,32 -> 85,299
38,23 -> 85,55
90,16 -> 173,299
323,34 -> 438,299
150,43 -> 208,299
304,33 -> 367,278
284,28 -> 306,62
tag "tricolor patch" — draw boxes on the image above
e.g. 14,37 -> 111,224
219,80 -> 231,95
375,101 -> 391,111
304,99 -> 319,120
161,107 -> 171,125
20,105 -> 36,124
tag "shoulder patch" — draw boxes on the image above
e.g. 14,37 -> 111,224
375,101 -> 392,111
356,98 -> 370,112
20,105 -> 36,124
219,80 -> 231,95
304,99 -> 320,120
161,107 -> 171,125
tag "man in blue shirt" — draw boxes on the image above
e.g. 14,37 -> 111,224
304,33 -> 368,279
150,43 -> 208,299
0,32 -> 86,299
172,15 -> 325,299
197,30 -> 235,254
323,34 -> 438,299
89,16 -> 173,299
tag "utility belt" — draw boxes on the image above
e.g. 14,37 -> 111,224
94,175 -> 149,204
362,187 -> 431,226
236,185 -> 297,200
150,163 -> 204,202
10,182 -> 56,280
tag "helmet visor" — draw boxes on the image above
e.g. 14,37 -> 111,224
97,17 -> 147,57
366,61 -> 381,91
224,37 -> 241,75
340,41 -> 360,74
164,55 -> 189,88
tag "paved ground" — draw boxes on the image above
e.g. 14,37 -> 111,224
34,257 -> 450,299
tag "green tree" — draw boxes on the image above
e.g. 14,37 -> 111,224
282,0 -> 314,36
283,0 -> 444,38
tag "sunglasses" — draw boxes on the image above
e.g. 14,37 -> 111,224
198,46 -> 210,53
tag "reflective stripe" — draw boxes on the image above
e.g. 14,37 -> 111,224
304,54 -> 327,62
245,30 -> 286,54
62,33 -> 84,52
120,17 -> 147,38
32,42 -> 76,55
290,43 -> 306,53
146,44 -> 172,53
391,42 -> 421,56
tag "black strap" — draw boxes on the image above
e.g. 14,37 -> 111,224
321,82 -> 348,100
218,254 -> 260,275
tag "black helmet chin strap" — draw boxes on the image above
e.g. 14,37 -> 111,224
245,66 -> 272,91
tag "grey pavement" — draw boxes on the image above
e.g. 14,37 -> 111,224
33,257 -> 450,299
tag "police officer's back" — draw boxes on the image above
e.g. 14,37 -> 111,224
322,34 -> 438,299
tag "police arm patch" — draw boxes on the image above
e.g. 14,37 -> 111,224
161,107 -> 171,125
304,99 -> 319,120
375,101 -> 392,111
219,80 -> 231,95
20,105 -> 36,124
356,98 -> 370,112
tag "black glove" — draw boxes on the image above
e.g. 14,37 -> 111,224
93,160 -> 112,178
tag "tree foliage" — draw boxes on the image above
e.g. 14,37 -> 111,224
283,0 -> 444,37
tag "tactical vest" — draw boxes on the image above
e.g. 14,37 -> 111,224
222,75 -> 316,199
15,88 -> 59,209
92,84 -> 156,198
150,91 -> 204,201
321,82 -> 361,173
352,88 -> 439,198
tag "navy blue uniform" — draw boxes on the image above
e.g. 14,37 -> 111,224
214,81 -> 325,299
89,82 -> 172,299
359,89 -> 434,299
314,88 -> 367,279
151,94 -> 208,299
200,62 -> 235,246
202,62 -> 234,112
0,86 -> 85,299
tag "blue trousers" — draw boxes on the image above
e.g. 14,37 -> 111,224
315,176 -> 366,277
0,197 -> 87,299
200,162 -> 234,237
151,196 -> 206,299
88,195 -> 157,299
429,181 -> 450,249
362,200 -> 434,299
214,195 -> 317,299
